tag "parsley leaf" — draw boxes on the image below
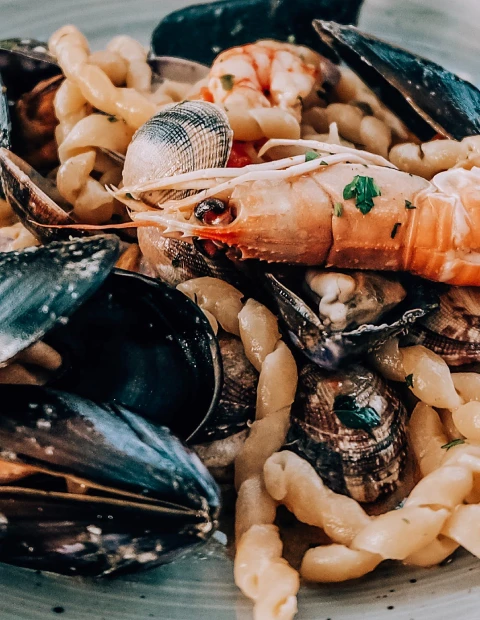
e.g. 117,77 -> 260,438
334,202 -> 343,217
125,192 -> 135,200
405,374 -> 414,388
391,222 -> 402,239
320,160 -> 328,166
441,438 -> 465,451
405,200 -> 416,210
333,395 -> 381,438
220,74 -> 235,91
343,175 -> 381,215
305,151 -> 320,162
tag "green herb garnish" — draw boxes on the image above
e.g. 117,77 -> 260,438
107,115 -> 118,123
441,438 -> 465,451
333,395 -> 381,437
220,74 -> 235,91
320,160 -> 328,166
334,202 -> 343,217
391,222 -> 402,239
405,374 -> 414,388
305,151 -> 320,162
402,518 -> 411,524
125,192 -> 134,200
405,200 -> 416,210
343,175 -> 381,215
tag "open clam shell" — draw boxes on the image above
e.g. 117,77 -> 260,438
0,385 -> 220,576
151,0 -> 365,65
405,286 -> 480,367
263,270 -> 439,370
314,20 -> 480,141
286,363 -> 410,505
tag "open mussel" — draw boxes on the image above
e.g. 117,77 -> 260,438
286,362 -> 410,506
0,385 -> 220,576
151,0 -> 365,65
263,267 -> 439,370
314,20 -> 480,141
0,235 -> 222,441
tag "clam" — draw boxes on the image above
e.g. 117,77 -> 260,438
0,234 -> 223,575
286,362 -> 410,505
263,268 -> 439,370
151,0 -> 365,65
314,20 -> 480,141
0,235 -> 221,442
0,385 -> 220,576
123,100 -> 249,288
405,286 -> 480,367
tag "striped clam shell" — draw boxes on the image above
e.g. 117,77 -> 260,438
123,100 -> 233,203
287,363 -> 409,505
407,286 -> 480,366
122,100 -> 235,284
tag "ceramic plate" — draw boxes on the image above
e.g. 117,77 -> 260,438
1,1 -> 480,618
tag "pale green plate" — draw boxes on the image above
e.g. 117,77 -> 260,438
0,1 -> 480,618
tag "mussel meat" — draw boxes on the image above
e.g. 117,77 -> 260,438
0,385 -> 220,576
286,362 -> 410,506
151,0 -> 365,65
263,268 -> 439,369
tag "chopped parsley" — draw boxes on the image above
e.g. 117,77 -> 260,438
334,202 -> 343,217
441,438 -> 465,451
405,200 -> 416,210
320,161 -> 328,166
125,192 -> 135,200
107,115 -> 118,123
220,74 -> 235,91
343,175 -> 381,215
391,222 -> 402,239
402,518 -> 411,524
333,394 -> 381,438
405,374 -> 414,388
305,151 -> 320,162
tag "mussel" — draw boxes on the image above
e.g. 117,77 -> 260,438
0,386 -> 220,576
0,234 -> 224,575
263,268 -> 439,370
151,0 -> 365,65
314,20 -> 480,141
0,235 -> 221,441
286,362 -> 410,505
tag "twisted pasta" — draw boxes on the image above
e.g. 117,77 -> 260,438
176,276 -> 299,620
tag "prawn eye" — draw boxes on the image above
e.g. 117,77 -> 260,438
194,198 -> 233,226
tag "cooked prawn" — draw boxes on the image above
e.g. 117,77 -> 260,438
206,41 -> 321,119
114,138 -> 480,286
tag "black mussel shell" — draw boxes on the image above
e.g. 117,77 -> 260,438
263,270 -> 439,370
0,235 -> 119,365
151,0 -> 364,65
0,39 -> 60,102
45,268 -> 222,442
0,148 -> 76,240
193,332 -> 258,443
0,386 -> 220,576
286,363 -> 410,505
0,73 -> 10,151
314,20 -> 480,141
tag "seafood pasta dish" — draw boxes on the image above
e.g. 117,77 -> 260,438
2,1 -> 480,618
